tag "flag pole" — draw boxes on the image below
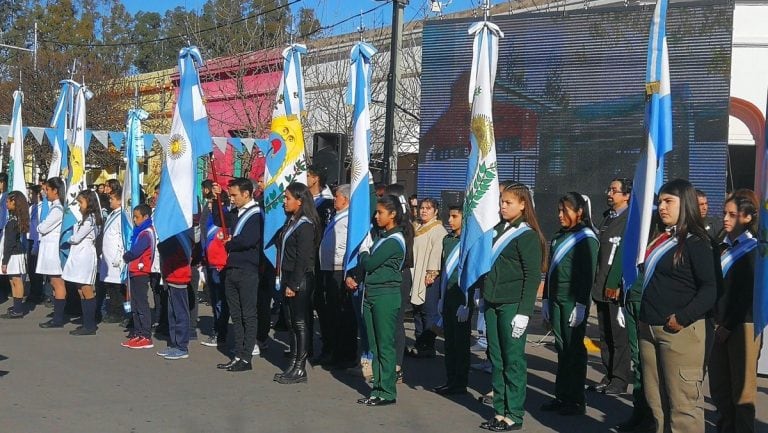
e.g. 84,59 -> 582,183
208,151 -> 229,237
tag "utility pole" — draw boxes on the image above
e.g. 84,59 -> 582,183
381,0 -> 408,184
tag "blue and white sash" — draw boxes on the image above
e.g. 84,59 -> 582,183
104,209 -> 121,233
491,222 -> 531,264
323,209 -> 348,239
641,235 -> 679,290
721,236 -> 757,277
233,206 -> 261,236
372,231 -> 407,270
439,241 -> 461,293
547,227 -> 598,281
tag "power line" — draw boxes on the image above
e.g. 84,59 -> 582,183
37,0 -> 303,48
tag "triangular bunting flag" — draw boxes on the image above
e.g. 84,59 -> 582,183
143,133 -> 155,152
29,127 -> 45,146
84,129 -> 93,153
22,127 -> 29,139
242,138 -> 256,153
109,131 -> 125,150
44,128 -> 57,146
228,137 -> 243,153
155,134 -> 170,148
254,139 -> 271,155
213,137 -> 228,153
93,130 -> 109,148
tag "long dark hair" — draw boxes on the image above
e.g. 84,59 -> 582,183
377,194 -> 414,266
384,184 -> 414,267
44,177 -> 65,203
725,188 -> 758,235
285,182 -> 320,246
7,191 -> 29,234
502,183 -> 548,273
658,178 -> 708,266
77,190 -> 104,228
558,192 -> 594,232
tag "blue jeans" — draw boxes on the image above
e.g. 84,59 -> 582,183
412,282 -> 441,350
167,283 -> 190,352
206,267 -> 229,340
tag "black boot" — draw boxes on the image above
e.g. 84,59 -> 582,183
278,311 -> 308,384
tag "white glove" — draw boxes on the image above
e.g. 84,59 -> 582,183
541,299 -> 550,323
359,233 -> 374,253
568,303 -> 587,328
511,314 -> 529,338
473,288 -> 481,307
616,307 -> 626,329
456,304 -> 470,323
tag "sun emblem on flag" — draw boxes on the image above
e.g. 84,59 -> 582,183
168,133 -> 187,160
470,114 -> 494,159
351,157 -> 366,182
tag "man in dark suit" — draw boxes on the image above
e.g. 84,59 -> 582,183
589,178 -> 632,396
696,189 -> 722,240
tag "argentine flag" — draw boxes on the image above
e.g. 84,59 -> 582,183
344,42 -> 377,271
458,21 -> 503,292
263,44 -> 309,266
42,81 -> 74,221
8,90 -> 27,200
154,46 -> 212,242
121,108 -> 148,254
622,0 -> 673,290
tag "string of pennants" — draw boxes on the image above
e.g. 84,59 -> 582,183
0,124 -> 261,154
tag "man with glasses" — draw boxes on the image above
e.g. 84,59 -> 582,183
589,178 -> 632,396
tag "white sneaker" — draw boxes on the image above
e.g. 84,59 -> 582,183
252,343 -> 261,356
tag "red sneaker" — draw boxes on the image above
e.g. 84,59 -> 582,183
121,336 -> 140,348
127,337 -> 154,349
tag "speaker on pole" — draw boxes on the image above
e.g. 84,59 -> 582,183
312,132 -> 348,186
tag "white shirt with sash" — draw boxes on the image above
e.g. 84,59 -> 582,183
319,209 -> 348,271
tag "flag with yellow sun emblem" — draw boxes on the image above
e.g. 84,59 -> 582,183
458,20 -> 503,293
154,46 -> 212,243
262,43 -> 309,266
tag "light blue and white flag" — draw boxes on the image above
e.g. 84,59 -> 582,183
8,90 -> 27,200
754,99 -> 768,336
41,81 -> 75,221
458,21 -> 503,292
121,108 -> 149,253
343,42 -> 377,272
154,46 -> 212,242
622,0 -> 673,290
60,82 -> 91,266
262,43 -> 309,266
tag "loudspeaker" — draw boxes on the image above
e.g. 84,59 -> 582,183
312,132 -> 348,186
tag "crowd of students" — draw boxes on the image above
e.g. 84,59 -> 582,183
0,167 -> 762,433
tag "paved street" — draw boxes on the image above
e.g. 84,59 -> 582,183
1,300 -> 766,433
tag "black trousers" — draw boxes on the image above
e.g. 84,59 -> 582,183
225,267 -> 259,362
395,268 -> 411,366
256,263 -> 275,343
283,277 -> 310,365
596,300 -> 631,388
318,270 -> 358,363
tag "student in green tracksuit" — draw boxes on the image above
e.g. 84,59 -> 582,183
348,194 -> 413,407
434,205 -> 473,395
478,183 -> 546,432
541,192 -> 599,416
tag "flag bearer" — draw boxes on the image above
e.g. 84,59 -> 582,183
347,194 -> 413,406
478,183 -> 545,431
541,192 -> 599,416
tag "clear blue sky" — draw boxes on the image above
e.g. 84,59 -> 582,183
122,0 -> 483,37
